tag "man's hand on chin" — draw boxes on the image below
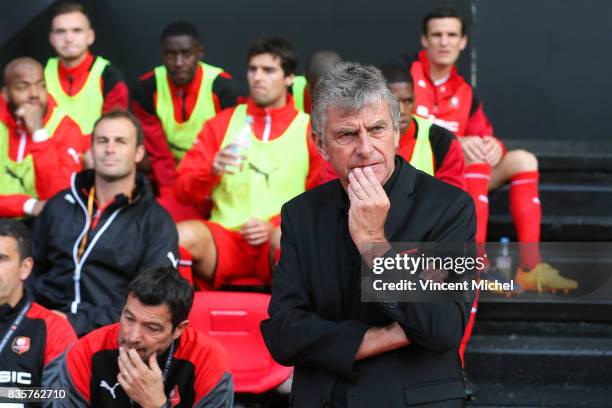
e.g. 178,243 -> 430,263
117,347 -> 167,408
15,102 -> 45,135
347,166 -> 391,263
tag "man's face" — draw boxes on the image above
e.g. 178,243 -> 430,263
162,35 -> 203,86
315,97 -> 399,188
247,53 -> 293,109
92,117 -> 144,182
118,294 -> 186,362
49,12 -> 94,61
0,236 -> 31,307
2,63 -> 48,114
421,17 -> 467,68
388,82 -> 414,134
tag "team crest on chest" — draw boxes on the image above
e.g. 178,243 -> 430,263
450,96 -> 459,108
11,336 -> 30,355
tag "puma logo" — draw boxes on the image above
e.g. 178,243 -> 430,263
5,166 -> 29,192
248,163 -> 278,187
167,251 -> 179,268
100,380 -> 120,399
67,148 -> 81,165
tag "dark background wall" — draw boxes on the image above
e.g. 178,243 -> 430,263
475,0 -> 612,141
1,0 -> 609,143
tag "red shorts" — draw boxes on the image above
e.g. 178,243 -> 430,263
202,220 -> 272,289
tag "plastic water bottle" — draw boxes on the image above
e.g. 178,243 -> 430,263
227,115 -> 253,173
495,237 -> 513,280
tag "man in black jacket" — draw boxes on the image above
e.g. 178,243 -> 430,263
29,110 -> 179,337
261,62 -> 476,407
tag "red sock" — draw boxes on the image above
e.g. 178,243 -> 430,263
465,163 -> 492,244
510,171 -> 541,270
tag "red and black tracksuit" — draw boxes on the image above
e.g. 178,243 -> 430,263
0,294 -> 77,406
132,64 -> 243,196
0,97 -> 84,218
54,323 -> 233,407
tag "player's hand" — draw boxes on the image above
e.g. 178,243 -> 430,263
241,218 -> 274,246
14,103 -> 45,135
212,145 -> 244,175
459,136 -> 487,164
117,347 -> 167,408
482,136 -> 503,167
347,167 -> 389,256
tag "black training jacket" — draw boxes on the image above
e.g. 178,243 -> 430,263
29,170 -> 179,337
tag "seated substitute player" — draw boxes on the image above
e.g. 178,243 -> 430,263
291,50 -> 342,113
381,62 -> 465,190
132,21 -> 242,209
406,6 -> 576,291
45,1 -> 129,136
0,219 -> 76,394
29,110 -> 179,337
175,36 -> 323,289
1,57 -> 83,219
51,268 -> 233,407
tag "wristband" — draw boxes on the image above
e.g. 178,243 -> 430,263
23,198 -> 38,215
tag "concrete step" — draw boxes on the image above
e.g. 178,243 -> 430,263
466,384 -> 612,407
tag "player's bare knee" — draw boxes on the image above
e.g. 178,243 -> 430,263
507,149 -> 538,172
178,221 -> 207,252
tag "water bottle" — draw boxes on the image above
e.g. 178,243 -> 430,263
227,115 -> 253,173
495,237 -> 513,280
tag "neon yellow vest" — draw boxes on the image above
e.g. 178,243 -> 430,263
44,56 -> 109,135
409,115 -> 435,176
154,62 -> 223,164
292,76 -> 308,112
0,106 -> 66,197
210,105 -> 310,230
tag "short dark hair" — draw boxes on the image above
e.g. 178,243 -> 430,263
422,5 -> 467,36
51,1 -> 91,26
127,268 -> 194,329
380,61 -> 413,85
92,109 -> 144,146
0,220 -> 31,261
248,36 -> 297,77
160,21 -> 200,44
305,50 -> 342,87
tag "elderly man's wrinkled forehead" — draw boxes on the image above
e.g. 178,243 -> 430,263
3,58 -> 43,86
325,95 -> 393,125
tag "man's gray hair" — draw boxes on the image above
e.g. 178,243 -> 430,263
311,61 -> 401,141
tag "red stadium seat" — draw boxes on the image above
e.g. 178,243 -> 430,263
188,291 -> 293,394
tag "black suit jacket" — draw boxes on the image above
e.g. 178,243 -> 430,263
261,157 -> 476,408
